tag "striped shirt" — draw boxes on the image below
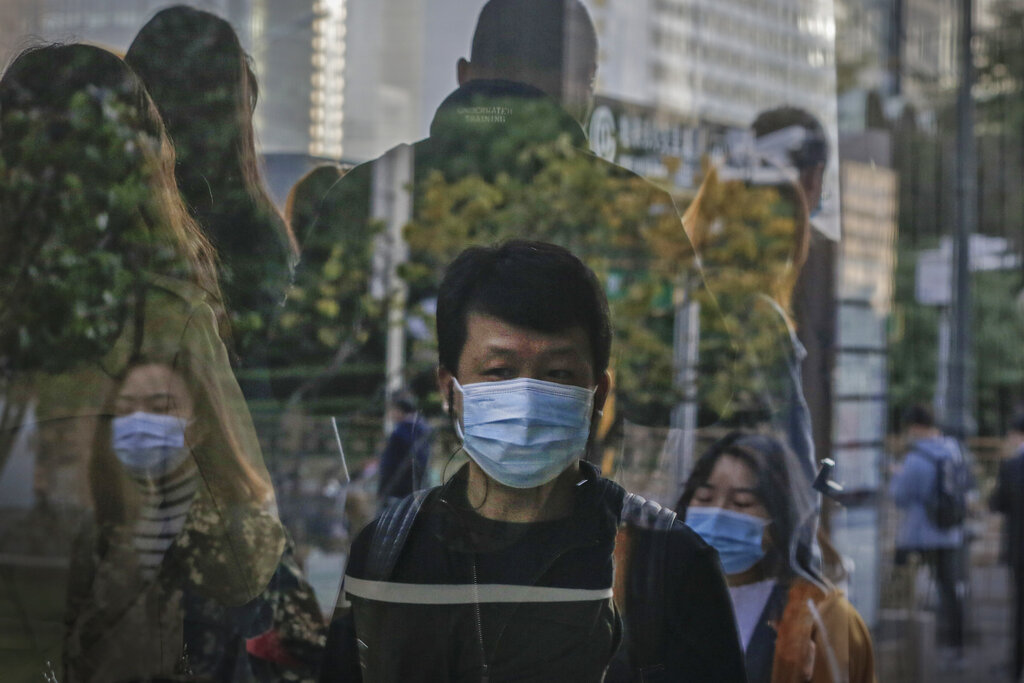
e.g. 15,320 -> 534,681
129,459 -> 200,580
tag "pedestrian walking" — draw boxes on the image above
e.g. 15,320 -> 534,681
889,403 -> 972,657
990,411 -> 1024,681
377,391 -> 432,508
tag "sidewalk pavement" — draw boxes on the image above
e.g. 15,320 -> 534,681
876,512 -> 1017,682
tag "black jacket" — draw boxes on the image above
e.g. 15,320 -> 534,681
292,79 -> 722,425
321,462 -> 745,682
991,450 -> 1024,571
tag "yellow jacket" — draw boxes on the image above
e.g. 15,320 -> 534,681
770,578 -> 877,683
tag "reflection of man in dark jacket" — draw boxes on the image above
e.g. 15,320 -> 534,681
990,412 -> 1024,680
306,0 -> 713,427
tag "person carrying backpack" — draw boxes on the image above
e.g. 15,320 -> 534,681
889,403 -> 971,658
319,241 -> 746,681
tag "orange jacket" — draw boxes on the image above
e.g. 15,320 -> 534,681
770,579 -> 877,683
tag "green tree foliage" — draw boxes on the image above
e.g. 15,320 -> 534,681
270,165 -> 382,407
0,74 -> 171,377
402,131 -> 693,425
973,270 -> 1024,432
125,6 -> 296,365
683,169 -> 806,427
887,245 -> 1024,434
883,0 -> 1024,433
0,44 -> 213,479
886,245 -> 940,417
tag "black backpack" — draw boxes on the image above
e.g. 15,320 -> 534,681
917,444 -> 970,529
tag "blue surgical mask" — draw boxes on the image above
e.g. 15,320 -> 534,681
112,411 -> 191,479
453,377 -> 595,489
685,506 -> 769,574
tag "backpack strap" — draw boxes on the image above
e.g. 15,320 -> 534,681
366,488 -> 431,581
616,493 -> 677,681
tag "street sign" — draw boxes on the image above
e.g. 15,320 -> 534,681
915,235 -> 1022,306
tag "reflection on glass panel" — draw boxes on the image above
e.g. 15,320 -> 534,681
2,0 -> 1023,679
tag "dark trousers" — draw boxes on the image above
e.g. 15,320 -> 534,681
924,548 -> 965,649
1014,568 -> 1023,682
899,547 -> 966,649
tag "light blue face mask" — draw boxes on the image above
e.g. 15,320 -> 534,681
112,411 -> 191,479
685,506 -> 769,574
453,377 -> 595,489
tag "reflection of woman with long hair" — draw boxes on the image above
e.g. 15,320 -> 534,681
0,44 -> 322,681
0,41 -> 228,677
126,5 -> 298,366
676,432 -> 875,682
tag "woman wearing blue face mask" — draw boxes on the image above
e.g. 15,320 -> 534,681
677,432 -> 877,683
65,358 -> 325,682
0,43 -> 323,682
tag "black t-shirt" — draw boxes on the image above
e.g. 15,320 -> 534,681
322,464 -> 745,683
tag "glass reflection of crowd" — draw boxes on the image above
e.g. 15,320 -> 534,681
0,23 -> 321,683
0,1 -> 882,682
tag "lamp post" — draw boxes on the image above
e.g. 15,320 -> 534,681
946,0 -> 975,439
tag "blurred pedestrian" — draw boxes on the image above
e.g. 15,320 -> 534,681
376,391 -> 432,508
676,431 -> 876,683
320,241 -> 746,682
990,411 -> 1024,680
126,5 -> 298,371
889,403 -> 971,656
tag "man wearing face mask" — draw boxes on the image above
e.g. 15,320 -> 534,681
320,241 -> 745,682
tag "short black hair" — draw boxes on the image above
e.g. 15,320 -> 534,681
752,106 -> 829,170
470,0 -> 597,84
391,390 -> 417,414
436,240 -> 611,379
1010,412 -> 1024,434
903,403 -> 935,429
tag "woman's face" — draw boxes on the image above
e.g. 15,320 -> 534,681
688,454 -> 770,521
115,363 -> 193,421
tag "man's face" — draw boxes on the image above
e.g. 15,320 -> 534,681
437,312 -> 609,419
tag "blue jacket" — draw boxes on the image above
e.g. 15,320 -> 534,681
377,416 -> 432,500
889,437 -> 964,549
